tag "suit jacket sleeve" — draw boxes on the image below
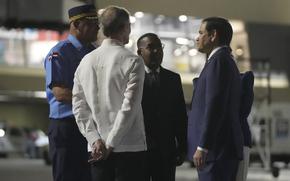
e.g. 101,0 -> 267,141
174,75 -> 188,154
199,56 -> 231,150
240,71 -> 254,120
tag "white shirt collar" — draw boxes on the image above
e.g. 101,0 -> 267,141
144,65 -> 160,73
207,46 -> 224,61
102,38 -> 124,47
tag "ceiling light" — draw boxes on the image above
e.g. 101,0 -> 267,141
189,49 -> 198,56
135,12 -> 144,18
130,16 -> 136,23
176,37 -> 189,45
0,129 -> 5,137
179,15 -> 188,22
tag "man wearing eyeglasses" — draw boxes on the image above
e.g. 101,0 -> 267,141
137,33 -> 188,181
44,4 -> 99,181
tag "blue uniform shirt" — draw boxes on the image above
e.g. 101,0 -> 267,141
44,34 -> 95,119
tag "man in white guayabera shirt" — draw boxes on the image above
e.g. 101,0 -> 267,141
72,5 -> 147,181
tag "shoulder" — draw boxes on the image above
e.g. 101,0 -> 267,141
241,71 -> 254,80
211,47 -> 232,61
244,71 -> 254,79
47,39 -> 73,58
161,67 -> 178,75
52,39 -> 72,52
241,71 -> 254,86
117,48 -> 143,67
118,47 -> 139,59
78,49 -> 96,67
160,67 -> 181,80
75,53 -> 95,80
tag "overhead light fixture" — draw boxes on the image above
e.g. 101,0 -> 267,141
179,15 -> 188,22
176,37 -> 189,45
174,49 -> 182,56
130,16 -> 136,23
135,12 -> 144,18
189,49 -> 198,56
0,129 -> 5,137
235,48 -> 244,56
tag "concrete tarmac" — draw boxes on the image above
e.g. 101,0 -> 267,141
0,158 -> 289,181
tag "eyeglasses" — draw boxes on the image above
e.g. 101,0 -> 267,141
141,43 -> 165,52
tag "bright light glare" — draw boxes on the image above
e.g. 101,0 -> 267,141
176,37 -> 189,45
135,12 -> 144,18
0,129 -> 5,137
179,15 -> 188,22
235,48 -> 244,56
130,16 -> 136,23
174,49 -> 182,56
189,49 -> 198,56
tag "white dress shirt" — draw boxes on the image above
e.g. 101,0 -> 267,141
207,46 -> 223,62
144,65 -> 160,73
72,38 -> 147,152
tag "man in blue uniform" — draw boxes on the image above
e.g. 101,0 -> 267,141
44,4 -> 99,181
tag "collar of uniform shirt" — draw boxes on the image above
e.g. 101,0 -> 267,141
68,34 -> 83,50
207,46 -> 228,63
144,65 -> 160,74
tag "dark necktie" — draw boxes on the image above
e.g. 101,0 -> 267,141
148,70 -> 159,87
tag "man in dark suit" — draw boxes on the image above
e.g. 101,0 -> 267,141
137,33 -> 187,181
236,71 -> 254,181
187,17 -> 244,181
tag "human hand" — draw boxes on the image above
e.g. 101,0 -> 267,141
89,139 -> 106,163
193,149 -> 207,170
103,146 -> 113,160
176,152 -> 186,166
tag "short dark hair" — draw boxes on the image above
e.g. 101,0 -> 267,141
203,17 -> 233,46
100,6 -> 130,37
137,33 -> 160,48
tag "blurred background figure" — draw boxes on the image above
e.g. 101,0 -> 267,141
236,71 -> 254,181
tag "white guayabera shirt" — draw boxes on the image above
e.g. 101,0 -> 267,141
72,38 -> 147,152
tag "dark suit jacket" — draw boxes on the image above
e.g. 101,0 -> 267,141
240,71 -> 254,147
142,67 -> 187,159
187,47 -> 243,162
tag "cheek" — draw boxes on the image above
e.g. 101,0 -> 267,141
143,57 -> 151,66
199,37 -> 207,45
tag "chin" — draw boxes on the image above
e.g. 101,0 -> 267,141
124,39 -> 129,45
197,48 -> 205,53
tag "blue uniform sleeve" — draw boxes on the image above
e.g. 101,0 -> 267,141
45,51 -> 67,89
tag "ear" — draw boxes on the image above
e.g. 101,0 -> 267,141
73,21 -> 80,29
210,29 -> 218,42
137,49 -> 142,55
